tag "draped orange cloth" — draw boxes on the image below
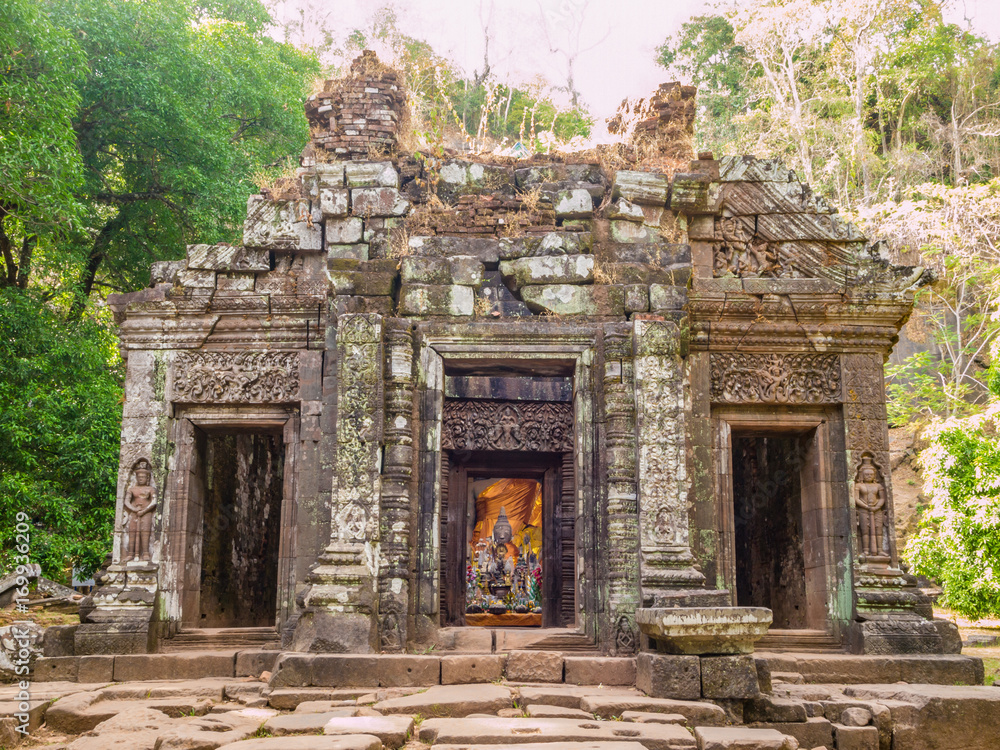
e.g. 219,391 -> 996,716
471,478 -> 542,546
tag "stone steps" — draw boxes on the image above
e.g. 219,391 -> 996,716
161,627 -> 281,652
755,629 -> 844,653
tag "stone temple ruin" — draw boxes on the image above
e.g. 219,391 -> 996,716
85,52 -> 950,663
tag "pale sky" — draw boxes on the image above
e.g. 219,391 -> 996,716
267,0 -> 1000,123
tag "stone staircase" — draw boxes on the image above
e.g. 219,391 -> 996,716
159,627 -> 280,652
755,629 -> 844,653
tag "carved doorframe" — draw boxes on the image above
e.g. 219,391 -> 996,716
713,408 -> 851,637
161,406 -> 300,632
414,323 -> 598,638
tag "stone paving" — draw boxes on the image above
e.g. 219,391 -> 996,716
3,674 -> 1000,750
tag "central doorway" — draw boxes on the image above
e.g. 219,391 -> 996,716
441,451 -> 574,628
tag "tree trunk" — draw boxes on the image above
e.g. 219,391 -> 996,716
16,234 -> 36,289
0,204 -> 16,286
68,215 -> 120,319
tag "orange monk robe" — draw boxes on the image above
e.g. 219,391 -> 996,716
471,478 -> 543,563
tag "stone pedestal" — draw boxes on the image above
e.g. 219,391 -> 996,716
75,562 -> 158,655
637,606 -> 772,655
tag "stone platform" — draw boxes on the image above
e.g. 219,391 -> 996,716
5,667 -> 1000,749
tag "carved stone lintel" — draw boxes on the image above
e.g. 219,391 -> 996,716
442,400 -> 573,452
710,352 -> 841,404
171,351 -> 300,403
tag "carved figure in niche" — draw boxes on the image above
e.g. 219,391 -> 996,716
855,455 -> 887,559
123,459 -> 157,561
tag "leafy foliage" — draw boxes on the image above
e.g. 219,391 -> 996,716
0,289 -> 123,581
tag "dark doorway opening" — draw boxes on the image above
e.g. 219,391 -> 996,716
199,431 -> 283,628
732,433 -> 809,629
441,451 -> 574,628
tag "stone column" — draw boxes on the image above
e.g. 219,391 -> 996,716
634,319 -> 708,605
295,313 -> 383,652
602,324 -> 640,653
843,352 -> 940,652
378,320 -> 415,652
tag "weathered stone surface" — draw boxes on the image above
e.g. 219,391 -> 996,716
216,272 -> 255,291
351,187 -> 409,217
516,686 -> 641,710
555,188 -> 594,218
319,188 -> 350,217
293,700 -> 356,713
621,712 -> 688,725
329,270 -> 397,297
694,726 -> 797,750
345,162 -> 399,188
178,269 -> 217,288
268,688 -> 372,710
506,650 -> 564,683
440,655 -> 506,684
649,284 -> 687,313
840,706 -> 872,726
701,655 -> 760,700
235,651 -> 280,678
449,255 -> 484,286
47,694 -> 212,734
437,160 -> 514,199
376,655 -> 440,687
718,156 -> 796,183
322,715 -> 413,748
834,723 -> 878,750
498,232 -> 593,260
187,243 -> 270,272
613,171 -> 670,205
581,696 -> 726,726
624,284 -> 650,313
326,217 -> 364,244
265,711 -> 351,735
408,236 -> 501,263
525,704 -> 595,718
500,254 -> 594,286
669,173 -> 718,214
759,654 -> 982,685
270,655 -> 383,689
152,712 -> 261,749
398,284 -> 474,316
244,197 -> 322,251
33,655 -> 78,682
374,683 -> 513,718
432,744 -> 648,750
747,718 -> 832,750
215,737 -> 381,750
113,652 -> 236,682
636,608 -> 772,655
611,220 -> 655,244
327,243 -> 369,261
520,284 -> 624,316
419,716 -> 697,749
636,653 -> 701,700
743,696 -> 807,724
564,657 -> 637,687
400,256 -> 483,287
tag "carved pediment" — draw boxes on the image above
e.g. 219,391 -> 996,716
710,352 -> 841,404
171,351 -> 300,403
442,400 -> 573,452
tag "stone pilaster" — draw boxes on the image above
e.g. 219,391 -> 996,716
602,324 -> 640,653
378,320 -> 415,652
295,313 -> 383,652
634,319 -> 708,605
843,352 -> 938,653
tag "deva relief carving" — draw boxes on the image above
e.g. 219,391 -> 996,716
855,453 -> 890,561
123,458 -> 157,561
172,351 -> 300,403
710,352 -> 841,404
442,400 -> 573,452
713,217 -> 783,277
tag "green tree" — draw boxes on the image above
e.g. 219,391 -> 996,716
0,0 -> 86,289
0,289 -> 123,580
42,0 -> 318,312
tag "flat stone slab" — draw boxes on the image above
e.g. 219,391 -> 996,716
293,699 -> 358,713
419,717 -> 696,749
216,737 -> 382,750
525,704 -> 595,718
694,726 -> 796,750
621,711 -> 688,725
758,653 -> 984,685
265,711 -> 353,735
374,683 -> 513,717
636,607 -> 772,655
517,686 -> 641,710
433,744 -> 649,750
580,696 -> 727,726
268,688 -> 375,710
47,692 -> 213,733
322,715 -> 414,749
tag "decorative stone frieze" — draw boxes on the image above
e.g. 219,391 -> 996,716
709,352 -> 841,404
441,400 -> 573,453
171,351 -> 300,403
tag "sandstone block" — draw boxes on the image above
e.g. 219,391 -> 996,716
268,688 -> 371,710
150,259 -> 186,284
694,726 -> 796,750
329,270 -> 397,297
178,268 -> 216,288
214,737 -> 381,750
323,715 -> 413,749
441,654 -> 506,684
400,256 -> 450,284
271,654 -> 379,688
113,652 -> 235,682
304,163 -> 346,190
326,217 -> 364,244
506,650 -> 564,683
700,655 -> 760,700
236,650 -> 281,678
327,243 -> 369,261
621,711 -> 688,724
516,685 -> 638,710
624,284 -> 650,313
32,656 -> 77,682
498,231 -> 593,259
500,254 -> 594,286
555,188 -> 594,218
834,723 -> 878,750
613,171 -> 670,205
319,188 -> 350,217
525,704 -> 594,718
449,255 -> 484,286
840,706 -> 872,726
374,683 -> 513,718
216,272 -> 255,291
743,696 -> 807,724
408,235 -> 501,263
670,173 -> 718,214
649,284 -> 687,313
636,653 -> 701,700
345,161 -> 399,188
187,243 -> 270,272
398,284 -> 474,316
747,718 -> 832,750
376,655 -> 440,687
78,655 -> 114,683
265,711 -> 359,735
718,156 -> 795,182
580,695 -> 726,726
564,657 -> 636,686
352,187 -> 409,217
244,196 -> 323,252
436,160 -> 514,200
611,220 -> 655,243
420,716 -> 696,748
520,284 -> 624,316
609,199 -> 646,222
